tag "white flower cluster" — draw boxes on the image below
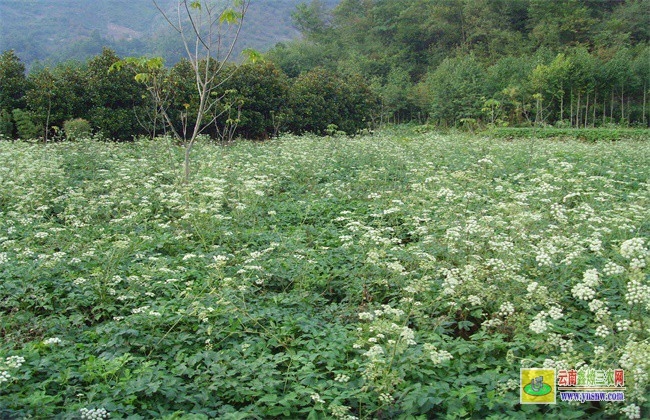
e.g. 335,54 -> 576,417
603,261 -> 625,276
629,258 -> 646,270
535,252 -> 553,267
620,238 -> 648,270
0,370 -> 10,383
583,269 -> 600,287
364,345 -> 385,361
379,392 -> 393,404
496,378 -> 520,396
572,282 -> 596,300
5,356 -> 25,369
588,298 -> 611,321
498,302 -> 515,317
548,306 -> 563,320
594,325 -> 610,338
526,281 -> 550,303
529,312 -> 550,334
620,238 -> 648,259
550,203 -> 568,224
334,373 -> 350,383
424,343 -> 453,365
572,269 -> 600,301
620,340 -> 650,392
79,408 -> 109,419
399,326 -> 417,346
625,277 -> 650,308
310,393 -> 325,404
547,333 -> 574,354
467,295 -> 482,306
131,306 -> 150,314
43,337 -> 62,345
329,404 -> 358,420
616,319 -> 633,332
358,312 -> 374,321
621,404 -> 641,419
73,277 -> 88,285
587,237 -> 602,253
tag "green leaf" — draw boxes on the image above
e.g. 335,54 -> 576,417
242,48 -> 263,64
220,8 -> 242,24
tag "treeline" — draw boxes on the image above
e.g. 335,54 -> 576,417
0,48 -> 377,141
269,0 -> 650,127
1,0 -> 649,140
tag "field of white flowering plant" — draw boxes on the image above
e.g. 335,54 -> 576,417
0,131 -> 648,418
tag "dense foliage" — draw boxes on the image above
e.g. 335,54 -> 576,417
0,133 -> 648,418
269,0 -> 650,127
286,67 -> 378,135
2,1 -> 649,139
0,48 -> 376,140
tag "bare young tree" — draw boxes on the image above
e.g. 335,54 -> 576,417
152,0 -> 252,182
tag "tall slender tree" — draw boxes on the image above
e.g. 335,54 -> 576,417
152,0 -> 252,182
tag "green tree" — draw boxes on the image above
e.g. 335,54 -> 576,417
85,48 -> 147,139
528,0 -> 598,49
217,61 -> 289,139
530,53 -> 573,124
287,67 -> 377,134
11,109 -> 40,139
630,46 -> 650,125
0,109 -> 13,139
425,54 -> 486,126
0,50 -> 27,112
25,67 -> 56,141
152,0 -> 252,182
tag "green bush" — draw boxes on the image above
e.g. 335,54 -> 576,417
486,127 -> 650,142
0,108 -> 13,139
424,55 -> 486,126
216,62 -> 289,139
11,108 -> 41,139
63,118 -> 92,141
286,67 -> 378,135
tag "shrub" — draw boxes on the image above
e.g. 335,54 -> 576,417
0,108 -> 13,139
216,62 -> 290,139
424,55 -> 487,126
286,67 -> 378,135
11,108 -> 40,139
63,118 -> 92,141
486,127 -> 649,142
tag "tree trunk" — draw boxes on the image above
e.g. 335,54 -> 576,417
570,87 -> 574,127
576,92 -> 581,127
44,99 -> 51,143
643,82 -> 648,126
620,84 -> 624,122
584,92 -> 589,129
592,89 -> 597,128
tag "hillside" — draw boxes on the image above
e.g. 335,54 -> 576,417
0,0 -> 338,67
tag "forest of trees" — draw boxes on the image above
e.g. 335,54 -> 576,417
0,0 -> 648,141
270,0 -> 649,127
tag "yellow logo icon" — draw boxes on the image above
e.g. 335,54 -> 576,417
520,368 -> 556,404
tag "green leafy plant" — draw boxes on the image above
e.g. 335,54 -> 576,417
11,108 -> 40,139
63,118 -> 92,141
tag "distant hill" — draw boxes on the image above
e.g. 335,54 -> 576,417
0,0 -> 338,68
